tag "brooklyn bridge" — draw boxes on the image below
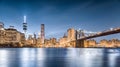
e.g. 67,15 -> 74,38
75,27 -> 120,47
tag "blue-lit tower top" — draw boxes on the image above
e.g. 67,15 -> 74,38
23,15 -> 27,33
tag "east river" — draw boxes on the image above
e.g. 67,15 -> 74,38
0,48 -> 120,67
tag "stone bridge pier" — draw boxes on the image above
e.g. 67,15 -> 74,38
76,40 -> 85,48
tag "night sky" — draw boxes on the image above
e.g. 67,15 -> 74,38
0,0 -> 120,40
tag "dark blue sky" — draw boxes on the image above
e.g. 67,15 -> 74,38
0,0 -> 120,39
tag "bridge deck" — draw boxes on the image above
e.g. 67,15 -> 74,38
78,28 -> 120,40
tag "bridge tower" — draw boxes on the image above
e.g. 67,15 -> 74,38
76,29 -> 85,47
76,29 -> 85,39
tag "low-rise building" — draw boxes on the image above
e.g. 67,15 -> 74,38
0,26 -> 25,47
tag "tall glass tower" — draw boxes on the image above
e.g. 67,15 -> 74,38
41,24 -> 45,45
23,16 -> 27,39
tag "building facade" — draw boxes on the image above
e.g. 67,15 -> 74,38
0,26 -> 25,47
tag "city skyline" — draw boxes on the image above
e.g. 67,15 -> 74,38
0,0 -> 120,40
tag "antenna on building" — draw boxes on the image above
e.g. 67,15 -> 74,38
23,15 -> 27,39
24,15 -> 26,23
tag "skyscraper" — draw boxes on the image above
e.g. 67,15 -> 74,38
23,15 -> 27,39
41,24 -> 45,44
23,16 -> 27,33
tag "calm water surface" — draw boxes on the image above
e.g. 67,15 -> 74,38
0,48 -> 120,67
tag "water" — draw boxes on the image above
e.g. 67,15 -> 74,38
0,48 -> 120,67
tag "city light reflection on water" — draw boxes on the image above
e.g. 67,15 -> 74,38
66,48 -> 104,67
0,48 -> 120,67
108,49 -> 120,67
0,50 -> 8,67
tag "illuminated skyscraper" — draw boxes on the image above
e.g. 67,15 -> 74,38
41,24 -> 45,44
23,16 -> 27,32
23,16 -> 27,39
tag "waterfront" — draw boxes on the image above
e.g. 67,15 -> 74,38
0,48 -> 120,67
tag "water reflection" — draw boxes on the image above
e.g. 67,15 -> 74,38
66,48 -> 104,67
0,48 -> 120,67
0,49 -> 9,67
0,48 -> 46,67
108,49 -> 120,67
19,48 -> 45,67
44,48 -> 67,67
